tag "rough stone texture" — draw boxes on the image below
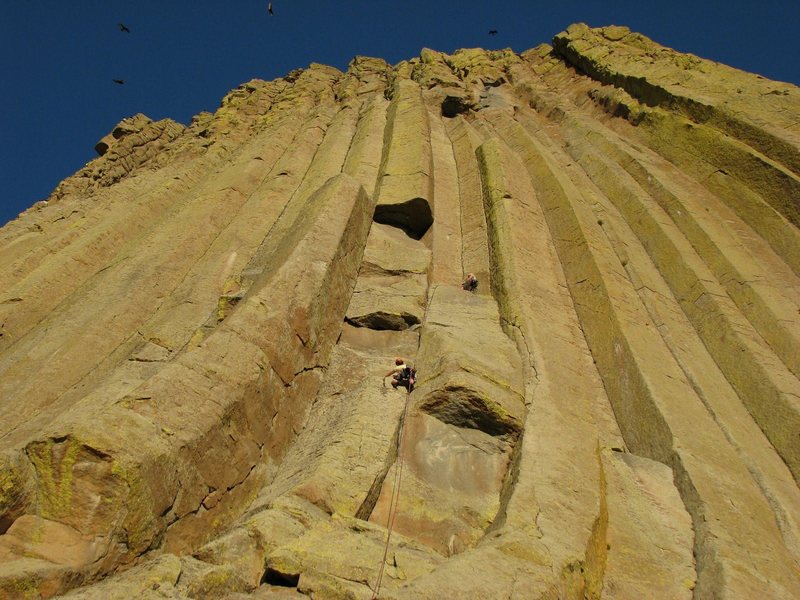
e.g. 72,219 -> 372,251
600,450 -> 695,599
1,23 -> 799,599
369,284 -> 525,556
372,79 -> 434,239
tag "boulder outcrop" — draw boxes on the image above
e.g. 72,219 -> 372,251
1,23 -> 799,599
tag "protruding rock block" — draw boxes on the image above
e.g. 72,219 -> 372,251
59,114 -> 185,199
414,286 -> 525,432
55,554 -> 182,600
346,274 -> 426,330
444,48 -> 520,88
0,174 -> 373,596
360,222 -> 431,276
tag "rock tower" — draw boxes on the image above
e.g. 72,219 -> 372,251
1,23 -> 799,599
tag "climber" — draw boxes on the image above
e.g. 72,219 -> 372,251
383,357 -> 415,391
383,357 -> 407,389
462,272 -> 478,292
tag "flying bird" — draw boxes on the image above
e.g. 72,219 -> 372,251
113,79 -> 125,85
268,2 -> 274,15
489,29 -> 498,36
118,23 -> 131,33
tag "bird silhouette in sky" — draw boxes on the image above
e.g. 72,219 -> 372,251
113,79 -> 125,85
118,23 -> 131,33
268,2 -> 274,15
489,29 -> 498,36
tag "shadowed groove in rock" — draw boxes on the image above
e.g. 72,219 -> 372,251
373,197 -> 433,240
568,118 -> 800,380
261,568 -> 299,588
418,386 -> 521,439
444,117 -> 492,291
539,94 -> 800,554
520,86 -> 800,481
441,95 -> 474,118
472,131 -> 628,595
345,311 -> 420,331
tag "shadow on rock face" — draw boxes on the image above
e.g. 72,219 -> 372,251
261,567 -> 300,588
373,197 -> 432,240
419,385 -> 522,440
345,311 -> 421,331
441,94 -> 476,118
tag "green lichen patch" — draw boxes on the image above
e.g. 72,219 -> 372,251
25,438 -> 81,520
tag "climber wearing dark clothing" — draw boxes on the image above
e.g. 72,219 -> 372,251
383,357 -> 415,391
462,272 -> 478,292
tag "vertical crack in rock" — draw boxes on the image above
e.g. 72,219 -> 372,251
354,408 -> 407,522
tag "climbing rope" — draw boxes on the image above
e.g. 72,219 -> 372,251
371,382 -> 412,599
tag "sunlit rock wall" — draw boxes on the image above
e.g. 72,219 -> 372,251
1,23 -> 799,599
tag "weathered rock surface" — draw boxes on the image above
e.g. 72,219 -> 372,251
1,23 -> 799,599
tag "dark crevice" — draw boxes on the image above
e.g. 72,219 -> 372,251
442,95 -> 475,118
418,387 -> 521,439
373,197 -> 433,239
345,312 -> 420,331
0,514 -> 14,535
262,568 -> 300,587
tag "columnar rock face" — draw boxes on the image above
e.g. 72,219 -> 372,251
1,23 -> 799,599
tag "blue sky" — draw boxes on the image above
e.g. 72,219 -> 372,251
1,0 -> 798,226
